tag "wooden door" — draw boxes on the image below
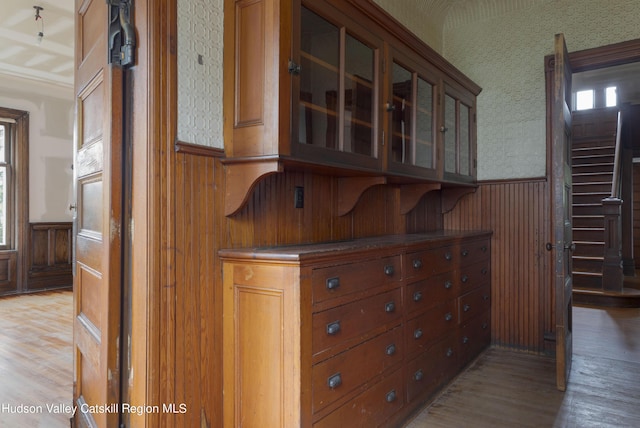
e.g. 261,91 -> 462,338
73,1 -> 123,426
551,33 -> 573,392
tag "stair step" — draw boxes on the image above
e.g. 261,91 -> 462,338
573,241 -> 604,257
573,287 -> 640,308
572,155 -> 615,165
572,192 -> 609,204
573,204 -> 604,216
573,215 -> 603,228
572,164 -> 614,174
572,182 -> 612,193
572,172 -> 614,183
573,227 -> 604,242
572,145 -> 615,153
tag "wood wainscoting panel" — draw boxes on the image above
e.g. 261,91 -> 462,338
27,223 -> 72,292
0,251 -> 17,294
444,180 -> 552,353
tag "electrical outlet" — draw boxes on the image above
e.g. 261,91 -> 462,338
294,186 -> 304,208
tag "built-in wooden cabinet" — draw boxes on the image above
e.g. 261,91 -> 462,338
223,0 -> 481,216
221,231 -> 491,427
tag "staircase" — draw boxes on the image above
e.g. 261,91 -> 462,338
572,139 -> 615,289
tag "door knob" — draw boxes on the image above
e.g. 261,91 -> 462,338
69,204 -> 77,211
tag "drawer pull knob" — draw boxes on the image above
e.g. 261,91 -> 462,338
463,304 -> 471,312
445,312 -> 453,321
414,369 -> 424,381
444,280 -> 452,290
386,344 -> 397,356
412,259 -> 423,269
462,249 -> 469,257
463,336 -> 469,344
446,348 -> 454,358
461,275 -> 469,283
481,267 -> 488,275
384,265 -> 395,276
483,294 -> 490,301
386,390 -> 397,403
482,322 -> 489,329
445,252 -> 452,261
327,373 -> 342,389
326,321 -> 341,335
326,277 -> 340,290
413,291 -> 423,302
385,301 -> 396,313
414,328 -> 423,339
481,246 -> 488,252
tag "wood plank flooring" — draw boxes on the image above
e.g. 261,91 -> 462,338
404,305 -> 640,428
0,290 -> 72,428
1,292 -> 639,428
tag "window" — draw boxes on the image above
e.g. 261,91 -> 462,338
606,86 -> 617,107
575,89 -> 594,110
0,120 -> 12,248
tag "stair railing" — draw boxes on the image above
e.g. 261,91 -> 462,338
602,110 -> 623,291
610,111 -> 623,198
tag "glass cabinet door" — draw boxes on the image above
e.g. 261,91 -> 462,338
443,85 -> 475,181
389,56 -> 437,176
298,6 -> 378,159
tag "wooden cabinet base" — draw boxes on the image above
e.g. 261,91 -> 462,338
221,231 -> 491,427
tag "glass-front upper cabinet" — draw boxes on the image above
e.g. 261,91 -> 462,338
386,51 -> 439,180
295,5 -> 381,169
443,83 -> 476,183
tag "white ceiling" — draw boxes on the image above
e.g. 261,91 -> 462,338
0,0 -> 74,90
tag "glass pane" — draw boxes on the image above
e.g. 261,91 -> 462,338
344,33 -> 374,156
415,77 -> 434,168
299,7 -> 340,149
0,166 -> 5,245
575,89 -> 594,111
444,94 -> 457,173
459,104 -> 470,176
391,63 -> 413,163
606,86 -> 617,107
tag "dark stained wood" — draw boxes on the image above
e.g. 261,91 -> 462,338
337,176 -> 387,216
0,251 -> 17,294
634,163 -> 640,269
0,107 -> 30,296
26,223 -> 72,292
444,180 -> 551,353
403,305 -> 640,428
551,33 -> 574,391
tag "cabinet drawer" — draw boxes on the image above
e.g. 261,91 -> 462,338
459,260 -> 491,294
313,289 -> 403,357
312,326 -> 403,413
404,245 -> 458,280
406,300 -> 457,357
405,271 -> 459,317
459,312 -> 491,367
459,239 -> 490,265
405,240 -> 490,281
313,368 -> 404,428
458,283 -> 491,325
312,255 -> 401,305
406,334 -> 459,403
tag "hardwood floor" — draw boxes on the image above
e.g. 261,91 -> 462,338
0,290 -> 72,428
404,305 -> 640,428
0,292 -> 638,428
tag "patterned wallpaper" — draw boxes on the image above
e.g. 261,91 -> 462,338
372,0 -> 445,53
177,0 -> 224,148
442,0 -> 640,180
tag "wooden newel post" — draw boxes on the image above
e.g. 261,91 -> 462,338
602,197 -> 623,292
